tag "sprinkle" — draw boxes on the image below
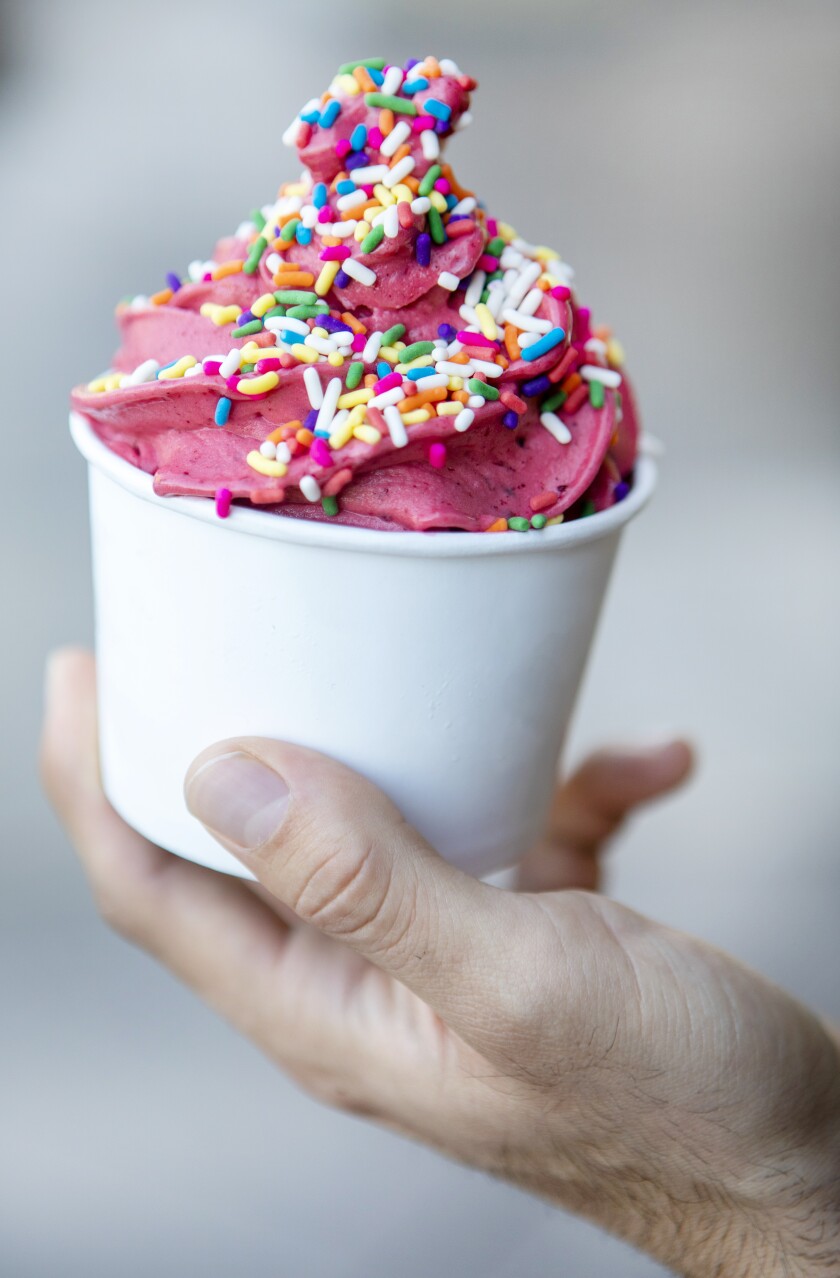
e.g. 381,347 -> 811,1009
589,380 -> 605,409
383,404 -> 409,448
530,491 -> 557,512
215,488 -> 232,519
380,119 -> 412,157
428,442 -> 447,468
238,371 -> 280,396
522,374 -> 552,397
310,438 -> 333,467
320,100 -> 342,128
247,450 -> 287,477
502,411 -> 519,429
360,224 -> 385,254
315,376 -> 342,434
416,232 -> 432,266
322,495 -> 339,517
398,341 -> 434,364
353,424 -> 382,445
274,289 -> 319,305
381,323 -> 406,346
383,155 -> 416,187
520,327 -> 566,361
212,259 -> 245,281
508,517 -> 530,532
232,320 -> 263,338
421,130 -> 440,160
362,331 -> 383,363
454,408 -> 474,433
220,349 -> 242,379
342,258 -> 377,286
531,514 -> 548,529
299,475 -> 322,503
158,355 -> 197,380
486,518 -> 508,533
473,303 -> 498,341
373,370 -> 403,394
424,98 -> 452,122
304,365 -> 324,408
213,396 -> 233,427
369,385 -> 405,409
345,361 -> 364,390
437,271 -> 460,291
150,288 -> 174,306
365,92 -> 417,115
427,206 -> 446,244
260,440 -> 277,459
580,364 -> 622,389
320,245 -> 351,261
418,164 -> 442,197
243,236 -> 267,275
466,378 -> 499,400
540,411 -> 572,444
165,272 -> 182,293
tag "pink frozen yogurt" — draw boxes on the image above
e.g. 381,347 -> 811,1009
71,56 -> 639,532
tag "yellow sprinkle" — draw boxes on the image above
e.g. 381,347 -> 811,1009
292,344 -> 320,363
354,222 -> 368,242
447,376 -> 464,390
329,417 -> 355,449
379,346 -> 401,363
497,221 -> 517,241
87,372 -> 124,393
251,293 -> 278,318
285,181 -> 308,196
238,371 -> 280,396
240,341 -> 263,361
397,355 -> 435,372
311,326 -> 328,339
327,352 -> 345,367
401,408 -> 432,424
246,450 -> 288,477
158,355 -> 197,380
200,303 -> 242,326
474,303 -> 498,342
546,514 -> 565,526
373,184 -> 396,206
362,206 -> 381,224
335,74 -> 360,95
353,424 -> 382,445
391,183 -> 414,203
429,191 -> 448,213
607,338 -> 626,368
535,246 -> 560,262
315,260 -> 340,297
338,388 -> 373,409
435,402 -> 461,416
347,404 -> 368,428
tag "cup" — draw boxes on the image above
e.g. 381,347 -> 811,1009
70,411 -> 656,881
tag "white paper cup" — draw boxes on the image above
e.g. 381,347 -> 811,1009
70,412 -> 656,881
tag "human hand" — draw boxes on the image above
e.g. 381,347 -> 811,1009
41,649 -> 840,1277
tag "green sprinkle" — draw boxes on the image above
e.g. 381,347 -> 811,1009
338,58 -> 386,74
401,341 -> 435,362
265,305 -> 287,319
274,289 -> 319,305
251,208 -> 267,232
418,164 -> 441,196
381,323 -> 406,346
485,236 -> 506,258
589,379 -> 605,409
581,499 -> 596,518
541,387 -> 567,413
364,93 -> 418,116
243,236 -> 267,275
530,514 -> 548,530
486,270 -> 504,283
321,495 -> 339,517
360,224 -> 385,254
467,378 -> 500,401
346,361 -> 364,390
479,289 -> 490,305
508,517 -> 530,532
427,206 -> 446,245
232,320 -> 263,338
287,303 -> 328,319
240,362 -> 256,373
279,219 -> 300,243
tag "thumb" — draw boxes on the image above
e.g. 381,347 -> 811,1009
184,739 -> 507,1022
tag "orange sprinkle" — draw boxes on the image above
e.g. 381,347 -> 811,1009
150,288 -> 174,306
399,386 -> 447,413
594,324 -> 612,341
561,372 -> 582,394
448,352 -> 471,365
342,199 -> 377,221
272,271 -> 315,288
403,176 -> 420,194
252,332 -> 276,348
389,143 -> 412,166
486,518 -> 508,533
341,311 -> 367,334
278,212 -> 299,226
530,492 -> 557,513
275,260 -> 304,272
320,235 -> 342,246
378,108 -> 394,135
211,259 -> 244,280
423,56 -> 442,78
296,428 -> 314,447
452,390 -> 470,404
504,324 -> 522,361
353,65 -> 377,92
537,276 -> 552,291
267,420 -> 301,445
364,374 -> 377,387
496,354 -> 510,370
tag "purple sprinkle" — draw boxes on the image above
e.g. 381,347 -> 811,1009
438,322 -> 457,341
416,232 -> 432,267
345,151 -> 370,171
319,315 -> 352,334
434,118 -> 449,135
165,272 -> 182,292
614,481 -> 630,503
405,57 -> 421,71
335,268 -> 351,289
502,411 -> 519,429
304,409 -> 319,431
447,214 -> 470,224
522,374 -> 551,396
239,310 -> 255,325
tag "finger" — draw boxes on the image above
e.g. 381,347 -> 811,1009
184,739 -> 512,1034
40,649 -> 296,1036
517,740 -> 694,893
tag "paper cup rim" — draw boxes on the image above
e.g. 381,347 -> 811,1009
70,410 -> 657,558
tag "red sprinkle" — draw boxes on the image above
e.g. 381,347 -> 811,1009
279,353 -> 297,369
564,382 -> 589,414
320,245 -> 351,260
298,123 -> 313,148
366,406 -> 388,436
397,201 -> 414,229
446,219 -> 476,239
547,345 -> 579,385
323,467 -> 352,497
500,390 -> 527,414
530,491 -> 557,513
310,438 -> 333,468
429,442 -> 447,469
215,488 -> 232,519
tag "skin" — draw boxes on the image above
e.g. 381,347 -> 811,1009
40,649 -> 840,1276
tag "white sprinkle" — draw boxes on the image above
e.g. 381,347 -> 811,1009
518,331 -> 542,348
187,260 -> 211,283
337,189 -> 368,211
314,377 -> 342,435
512,236 -> 540,257
402,372 -> 448,389
384,405 -> 408,448
467,395 -> 485,410
266,315 -> 309,336
342,258 -> 377,287
437,271 -> 460,291
381,120 -> 411,157
439,58 -> 462,75
500,247 -> 525,270
541,411 -> 572,445
304,365 -> 324,408
234,220 -> 257,240
125,358 -> 159,385
220,348 -> 242,379
502,308 -> 553,334
184,365 -> 202,378
435,360 -> 475,378
300,475 -> 322,503
260,440 -> 277,459
584,337 -> 608,359
506,261 -> 543,310
381,65 -> 404,96
458,303 -> 480,327
369,386 -> 406,410
464,272 -> 486,308
519,289 -> 544,317
383,204 -> 400,239
421,129 -> 440,161
362,331 -> 383,364
305,334 -> 337,356
471,359 -> 503,379
580,365 -> 622,388
383,154 -> 416,188
350,164 -> 390,184
275,442 -> 292,464
454,409 -> 475,433
329,408 -> 349,436
449,196 -> 477,217
411,196 -> 432,215
454,110 -> 473,132
265,252 -> 282,275
334,330 -> 355,348
316,220 -> 357,238
282,116 -> 303,148
129,295 -> 150,310
552,260 -> 575,285
485,284 -> 507,320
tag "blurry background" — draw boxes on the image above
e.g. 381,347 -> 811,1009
1,1 -> 839,1274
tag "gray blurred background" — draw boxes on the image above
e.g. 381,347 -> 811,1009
1,1 -> 839,1274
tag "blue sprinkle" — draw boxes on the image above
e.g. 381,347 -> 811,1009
165,271 -> 182,292
614,481 -> 630,503
502,410 -> 519,429
521,328 -> 566,361
368,67 -> 385,86
425,98 -> 452,122
445,194 -> 458,210
336,179 -> 356,195
280,330 -> 306,346
335,268 -> 351,288
346,150 -> 370,171
313,182 -> 328,209
215,397 -> 232,426
350,123 -> 368,150
376,361 -> 391,379
304,409 -> 319,431
300,109 -> 321,125
296,225 -> 312,245
314,429 -> 331,438
438,323 -> 457,341
522,374 -> 552,396
407,367 -> 437,380
320,99 -> 341,127
402,77 -> 429,95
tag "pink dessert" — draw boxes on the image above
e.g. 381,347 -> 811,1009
71,56 -> 639,533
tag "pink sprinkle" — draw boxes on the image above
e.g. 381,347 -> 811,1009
456,330 -> 497,349
202,271 -> 213,283
279,353 -> 296,369
397,201 -> 414,229
360,184 -> 375,198
215,488 -> 232,519
323,467 -> 352,497
366,406 -> 387,435
317,207 -> 332,224
446,220 -> 476,239
434,178 -> 450,194
351,333 -> 366,352
203,359 -> 222,375
373,371 -> 402,394
530,491 -> 557,513
575,306 -> 592,342
478,254 -> 500,272
255,357 -> 281,374
551,284 -> 572,301
412,115 -> 434,132
320,245 -> 351,261
368,126 -> 384,149
429,442 -> 447,469
461,342 -> 500,359
298,123 -> 313,148
310,438 -> 333,467
225,374 -> 241,391
487,218 -> 498,237
335,137 -> 351,158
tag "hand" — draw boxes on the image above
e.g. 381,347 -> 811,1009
41,649 -> 840,1278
